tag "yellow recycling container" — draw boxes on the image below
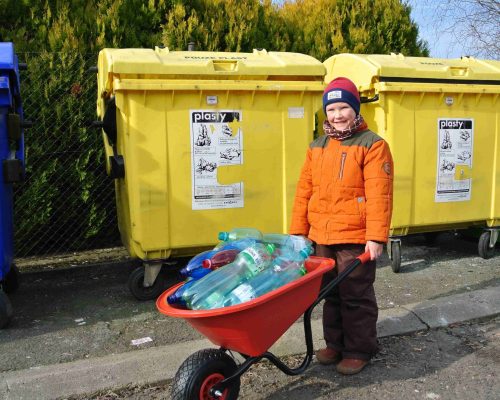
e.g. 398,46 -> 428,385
323,53 -> 500,271
97,47 -> 325,299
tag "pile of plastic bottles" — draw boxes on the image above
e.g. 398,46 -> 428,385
167,228 -> 313,310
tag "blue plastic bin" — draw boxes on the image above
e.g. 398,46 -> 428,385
0,42 -> 25,328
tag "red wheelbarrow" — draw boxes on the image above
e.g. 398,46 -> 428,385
157,252 -> 371,399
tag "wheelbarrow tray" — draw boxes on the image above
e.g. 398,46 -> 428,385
156,256 -> 335,357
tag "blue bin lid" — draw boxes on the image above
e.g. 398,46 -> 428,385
0,42 -> 15,70
0,42 -> 20,107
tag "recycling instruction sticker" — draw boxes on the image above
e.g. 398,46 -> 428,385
435,118 -> 473,202
190,110 -> 244,210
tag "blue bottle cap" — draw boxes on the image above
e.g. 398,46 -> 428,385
218,232 -> 228,241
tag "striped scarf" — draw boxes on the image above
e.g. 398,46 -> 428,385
323,115 -> 368,140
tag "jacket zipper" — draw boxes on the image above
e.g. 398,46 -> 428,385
338,152 -> 347,179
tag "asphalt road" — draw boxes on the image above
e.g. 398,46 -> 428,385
69,316 -> 500,400
0,231 -> 498,399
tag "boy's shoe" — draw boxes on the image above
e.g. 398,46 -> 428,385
336,358 -> 368,375
315,347 -> 342,365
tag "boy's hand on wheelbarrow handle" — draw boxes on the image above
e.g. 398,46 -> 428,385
364,241 -> 383,261
358,250 -> 373,264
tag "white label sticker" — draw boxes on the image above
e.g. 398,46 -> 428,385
288,107 -> 304,119
206,96 -> 218,105
435,118 -> 473,202
190,110 -> 244,210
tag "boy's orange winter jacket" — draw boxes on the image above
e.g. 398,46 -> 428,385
290,129 -> 393,245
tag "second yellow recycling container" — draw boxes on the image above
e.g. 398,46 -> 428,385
324,53 -> 500,271
97,48 -> 325,298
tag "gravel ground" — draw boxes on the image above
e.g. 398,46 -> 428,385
66,316 -> 500,400
0,232 -> 498,377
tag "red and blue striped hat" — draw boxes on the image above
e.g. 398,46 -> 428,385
323,77 -> 361,115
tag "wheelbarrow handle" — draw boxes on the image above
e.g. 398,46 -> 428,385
357,251 -> 372,265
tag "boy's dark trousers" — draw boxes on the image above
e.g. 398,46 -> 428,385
315,243 -> 378,360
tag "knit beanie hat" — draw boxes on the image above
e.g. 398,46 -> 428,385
323,77 -> 361,115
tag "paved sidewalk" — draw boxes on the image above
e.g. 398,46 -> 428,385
1,285 -> 499,400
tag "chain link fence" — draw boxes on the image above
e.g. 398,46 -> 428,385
14,52 -> 122,260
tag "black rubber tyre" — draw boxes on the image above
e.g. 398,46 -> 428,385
127,266 -> 165,301
478,231 -> 496,259
3,264 -> 20,294
171,349 -> 240,400
391,242 -> 402,273
0,290 -> 13,329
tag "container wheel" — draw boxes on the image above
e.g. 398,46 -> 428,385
3,264 -> 20,294
0,290 -> 13,329
478,231 -> 496,259
391,242 -> 402,273
128,266 -> 165,301
171,349 -> 240,400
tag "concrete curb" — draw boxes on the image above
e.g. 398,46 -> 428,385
1,285 -> 499,400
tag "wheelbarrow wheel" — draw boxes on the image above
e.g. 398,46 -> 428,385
171,349 -> 240,400
3,264 -> 20,294
478,231 -> 496,259
128,266 -> 165,301
0,290 -> 13,329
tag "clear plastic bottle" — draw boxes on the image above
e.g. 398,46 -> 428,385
218,227 -> 263,242
183,242 -> 276,310
222,258 -> 306,307
274,245 -> 312,262
213,237 -> 258,251
202,249 -> 240,269
262,233 -> 313,255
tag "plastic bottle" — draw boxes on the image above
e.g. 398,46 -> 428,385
202,249 -> 240,269
274,245 -> 312,262
183,242 -> 276,310
218,227 -> 263,242
167,267 -> 212,306
222,258 -> 307,307
262,233 -> 313,255
213,237 -> 258,251
179,249 -> 218,278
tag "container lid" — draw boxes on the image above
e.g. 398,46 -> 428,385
99,47 -> 325,79
0,42 -> 15,70
324,53 -> 500,90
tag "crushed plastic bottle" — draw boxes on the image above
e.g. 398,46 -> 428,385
184,242 -> 276,310
222,258 -> 307,307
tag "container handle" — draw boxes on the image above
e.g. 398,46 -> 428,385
360,94 -> 379,103
212,61 -> 238,72
449,67 -> 468,77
